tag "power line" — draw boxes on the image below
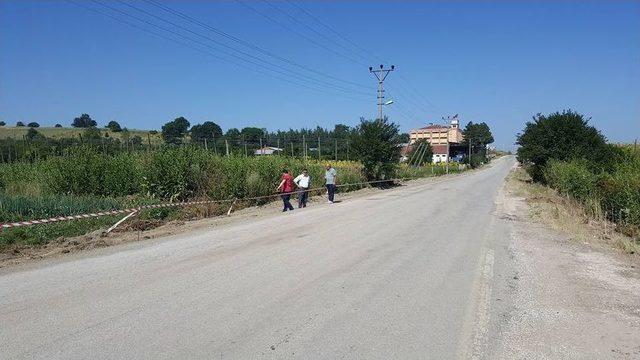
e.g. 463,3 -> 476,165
68,0 -> 370,102
112,0 -> 370,97
142,0 -> 373,91
395,74 -> 440,110
263,0 -> 369,67
386,84 -> 436,118
236,0 -> 368,68
283,0 -> 384,65
271,1 -> 441,120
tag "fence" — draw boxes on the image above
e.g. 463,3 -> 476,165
0,135 -> 355,164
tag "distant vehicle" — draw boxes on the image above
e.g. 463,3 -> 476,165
453,154 -> 465,162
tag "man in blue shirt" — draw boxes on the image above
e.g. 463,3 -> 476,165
324,164 -> 337,204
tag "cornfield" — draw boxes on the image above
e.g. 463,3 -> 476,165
0,146 -> 464,248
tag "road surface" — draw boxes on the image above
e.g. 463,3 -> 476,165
1,157 -> 515,359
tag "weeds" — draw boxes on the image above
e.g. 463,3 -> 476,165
0,147 -> 463,249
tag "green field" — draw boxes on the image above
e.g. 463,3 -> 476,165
0,126 -> 162,143
0,145 -> 466,249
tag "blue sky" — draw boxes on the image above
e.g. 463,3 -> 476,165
1,1 -> 639,150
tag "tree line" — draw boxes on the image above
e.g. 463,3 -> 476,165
2,113 -> 496,182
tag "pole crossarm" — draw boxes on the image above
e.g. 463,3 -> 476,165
369,64 -> 395,120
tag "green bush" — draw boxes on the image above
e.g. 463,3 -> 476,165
598,166 -> 640,227
542,148 -> 640,231
1,146 -> 465,248
0,193 -> 121,222
544,160 -> 597,202
0,148 -> 369,203
43,147 -> 142,196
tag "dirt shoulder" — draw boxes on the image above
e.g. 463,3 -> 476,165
0,167 -> 483,271
488,164 -> 640,359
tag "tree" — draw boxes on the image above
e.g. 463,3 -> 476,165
240,127 -> 264,144
16,121 -> 25,127
0,121 -> 5,126
27,122 -> 40,128
54,123 -> 62,128
349,116 -> 401,180
516,110 -> 611,182
333,124 -> 351,138
395,132 -> 410,143
106,120 -> 122,132
463,121 -> 494,166
225,128 -> 241,140
161,117 -> 190,145
72,113 -> 97,128
463,121 -> 494,146
190,121 -> 223,142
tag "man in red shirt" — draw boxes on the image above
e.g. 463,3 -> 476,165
277,169 -> 295,212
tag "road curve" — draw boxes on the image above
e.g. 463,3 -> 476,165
0,156 -> 516,359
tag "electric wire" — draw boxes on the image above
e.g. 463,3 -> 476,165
68,0 -> 370,102
111,0 -> 371,97
143,0 -> 373,91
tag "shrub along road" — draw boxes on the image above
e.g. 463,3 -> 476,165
0,156 -> 543,359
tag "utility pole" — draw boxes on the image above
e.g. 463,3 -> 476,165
259,138 -> 263,155
442,114 -> 458,174
468,139 -> 472,168
302,134 -> 306,160
242,135 -> 247,157
277,138 -> 280,155
225,139 -> 230,157
317,137 -> 321,160
346,139 -> 349,161
290,141 -> 294,157
369,64 -> 395,121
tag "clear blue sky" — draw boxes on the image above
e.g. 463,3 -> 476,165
1,1 -> 639,150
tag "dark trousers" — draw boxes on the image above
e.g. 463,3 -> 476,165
281,194 -> 294,211
297,188 -> 309,208
326,184 -> 336,202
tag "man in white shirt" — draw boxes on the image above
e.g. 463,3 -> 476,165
293,169 -> 311,208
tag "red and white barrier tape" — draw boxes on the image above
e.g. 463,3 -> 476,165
0,177 -> 413,230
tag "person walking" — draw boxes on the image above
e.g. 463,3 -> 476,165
293,168 -> 311,208
277,169 -> 295,212
324,164 -> 337,204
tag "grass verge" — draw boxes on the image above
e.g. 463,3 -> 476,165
507,166 -> 639,256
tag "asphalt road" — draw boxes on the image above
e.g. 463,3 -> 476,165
0,156 -> 515,359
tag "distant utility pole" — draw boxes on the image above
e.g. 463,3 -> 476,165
442,114 -> 458,174
369,64 -> 395,121
346,139 -> 349,161
302,134 -> 307,160
242,135 -> 247,157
